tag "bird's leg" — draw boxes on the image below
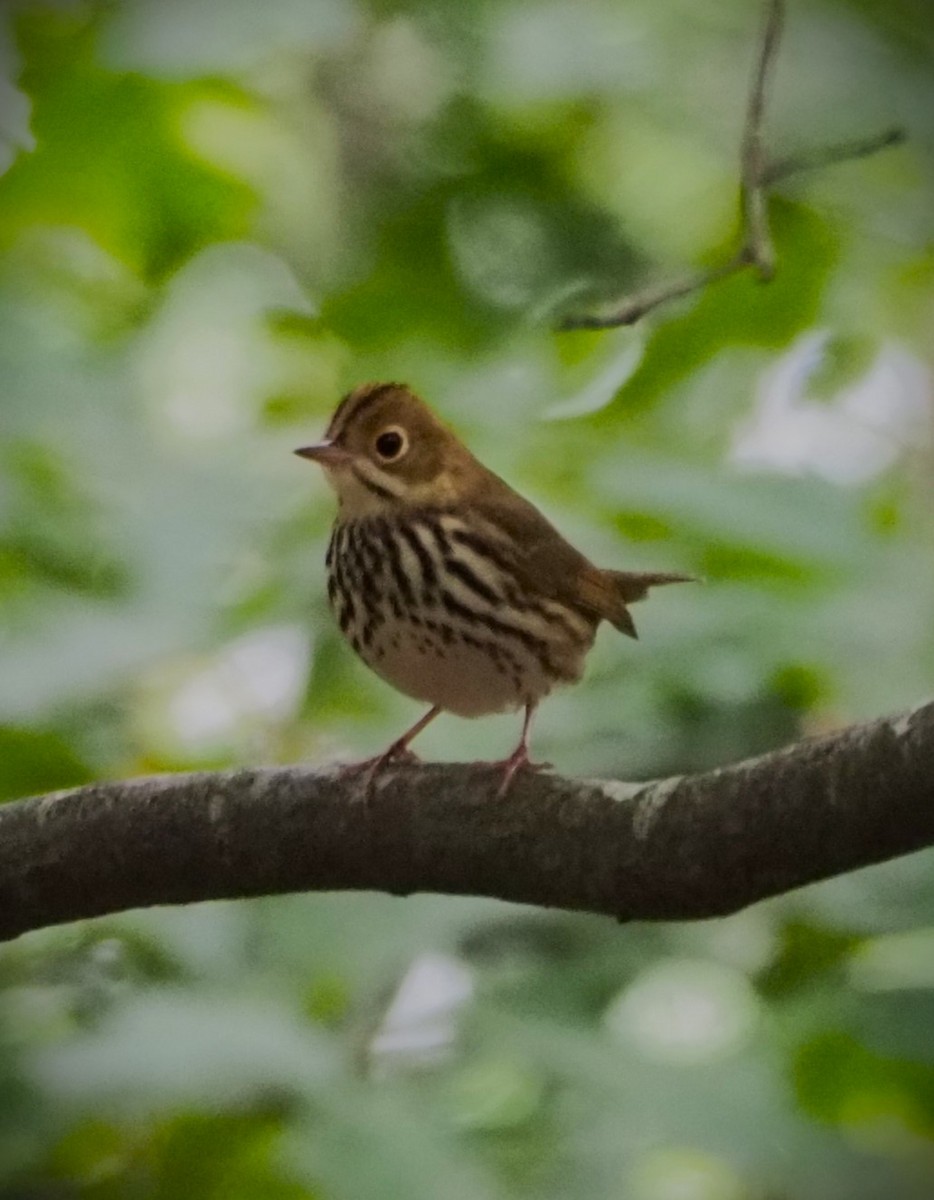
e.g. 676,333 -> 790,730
492,704 -> 551,798
342,705 -> 442,793
376,704 -> 442,765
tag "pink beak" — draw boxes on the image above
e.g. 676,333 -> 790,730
294,440 -> 351,466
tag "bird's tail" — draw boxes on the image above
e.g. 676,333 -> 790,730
599,569 -> 696,639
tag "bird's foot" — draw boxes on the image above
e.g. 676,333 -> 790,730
339,740 -> 421,799
485,745 -> 553,799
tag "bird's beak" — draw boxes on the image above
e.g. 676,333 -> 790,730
294,440 -> 351,467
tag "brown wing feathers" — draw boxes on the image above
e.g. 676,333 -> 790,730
471,476 -> 694,640
576,567 -> 695,639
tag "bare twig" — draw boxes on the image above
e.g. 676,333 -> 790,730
739,0 -> 785,279
1,700 -> 932,942
763,126 -> 906,186
558,256 -> 745,332
558,0 -> 903,333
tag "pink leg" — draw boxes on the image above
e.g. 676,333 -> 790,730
493,704 -> 551,797
342,705 -> 442,792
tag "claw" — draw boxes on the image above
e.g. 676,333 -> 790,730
493,747 -> 552,798
340,741 -> 421,797
339,706 -> 440,799
489,702 -> 548,798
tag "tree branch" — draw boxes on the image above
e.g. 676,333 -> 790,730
1,700 -> 932,943
558,0 -> 903,331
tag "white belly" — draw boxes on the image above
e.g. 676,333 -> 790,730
361,620 -> 565,717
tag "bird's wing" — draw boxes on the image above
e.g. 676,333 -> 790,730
473,480 -> 693,637
469,484 -> 603,616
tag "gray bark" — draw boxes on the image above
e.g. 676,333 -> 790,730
0,700 -> 932,943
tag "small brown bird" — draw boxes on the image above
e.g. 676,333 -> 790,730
296,383 -> 692,793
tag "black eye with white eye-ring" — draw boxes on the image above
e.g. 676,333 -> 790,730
375,426 -> 408,461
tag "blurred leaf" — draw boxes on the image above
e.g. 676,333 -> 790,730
288,1085 -> 503,1200
321,183 -> 503,352
590,456 -> 868,583
101,0 -> 354,78
303,628 -> 392,724
697,542 -> 818,588
795,1031 -> 934,1137
40,1110 -> 315,1200
30,991 -> 338,1115
805,331 -> 879,403
0,534 -> 127,601
1,441 -> 130,603
447,1059 -> 545,1132
323,97 -> 644,350
843,0 -> 934,58
758,921 -> 864,1000
303,973 -> 352,1028
0,726 -> 93,803
612,511 -> 675,542
769,663 -> 833,712
3,6 -> 254,281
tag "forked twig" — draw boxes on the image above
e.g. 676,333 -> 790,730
559,0 -> 903,332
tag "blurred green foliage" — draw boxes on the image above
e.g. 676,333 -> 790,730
1,0 -> 933,1196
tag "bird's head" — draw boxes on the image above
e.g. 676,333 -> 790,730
295,383 -> 474,516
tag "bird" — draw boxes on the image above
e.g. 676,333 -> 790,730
295,382 -> 693,794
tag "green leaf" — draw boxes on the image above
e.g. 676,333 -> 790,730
758,921 -> 864,999
0,725 -> 93,802
43,1110 -> 316,1200
805,331 -> 879,402
795,1032 -> 934,1137
4,7 -> 254,281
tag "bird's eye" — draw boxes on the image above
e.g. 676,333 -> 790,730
374,427 -> 408,461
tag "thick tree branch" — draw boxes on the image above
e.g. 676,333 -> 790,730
1,700 -> 932,943
558,0 -> 903,331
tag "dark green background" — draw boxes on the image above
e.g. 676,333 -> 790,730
1,1 -> 933,1196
